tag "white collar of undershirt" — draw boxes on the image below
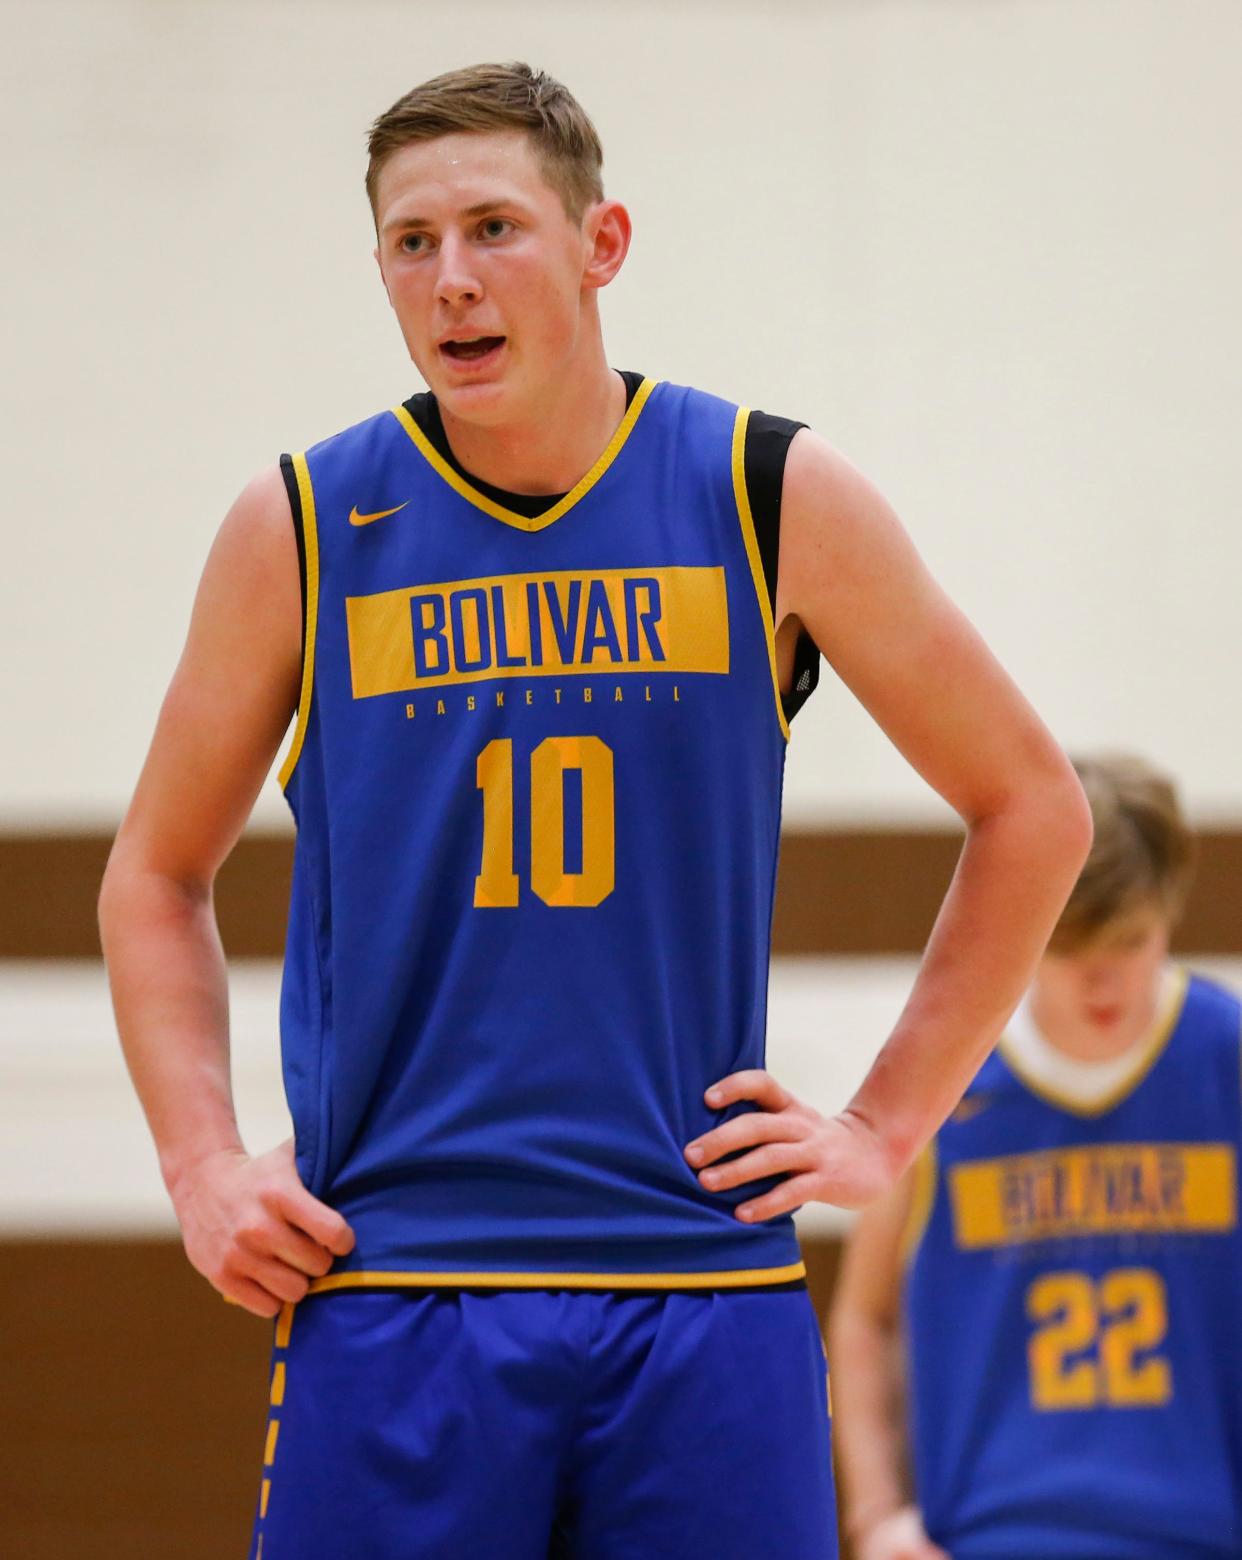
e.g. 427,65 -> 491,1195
999,966 -> 1185,1112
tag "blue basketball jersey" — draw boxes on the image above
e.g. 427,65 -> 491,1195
275,378 -> 806,1292
904,970 -> 1242,1558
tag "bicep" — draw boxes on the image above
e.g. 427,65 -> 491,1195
109,465 -> 303,887
777,432 -> 1068,823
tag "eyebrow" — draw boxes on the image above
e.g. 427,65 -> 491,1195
382,199 -> 519,235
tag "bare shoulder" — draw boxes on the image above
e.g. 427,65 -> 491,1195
774,429 -> 1078,821
781,425 -> 880,514
206,463 -> 299,593
188,463 -> 300,665
107,464 -> 302,885
776,429 -> 932,627
774,425 -> 954,681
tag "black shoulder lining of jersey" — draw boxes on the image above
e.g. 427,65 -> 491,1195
299,1277 -> 808,1301
742,412 -> 823,723
785,630 -> 822,724
279,453 -> 307,664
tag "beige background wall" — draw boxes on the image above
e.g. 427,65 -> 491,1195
3,0 -> 1239,829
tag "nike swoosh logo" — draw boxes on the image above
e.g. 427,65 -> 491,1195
349,501 -> 409,526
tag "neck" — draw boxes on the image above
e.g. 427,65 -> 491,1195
439,345 -> 625,496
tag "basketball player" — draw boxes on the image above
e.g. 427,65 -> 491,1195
830,754 -> 1242,1560
98,63 -> 1092,1558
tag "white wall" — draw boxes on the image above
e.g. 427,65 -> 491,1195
9,954 -> 1241,1235
3,0 -> 1239,827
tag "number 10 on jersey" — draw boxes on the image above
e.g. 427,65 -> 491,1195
475,736 -> 615,908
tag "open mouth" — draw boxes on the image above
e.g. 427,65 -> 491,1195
440,336 -> 505,363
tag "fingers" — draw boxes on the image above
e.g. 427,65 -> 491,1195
245,1254 -> 313,1306
225,1222 -> 316,1300
233,1193 -> 351,1287
222,1274 -> 287,1320
181,1143 -> 355,1320
274,1180 -> 356,1257
735,1170 -> 819,1224
268,1224 -> 338,1280
696,1141 -> 808,1194
705,1069 -> 788,1112
685,1109 -> 794,1168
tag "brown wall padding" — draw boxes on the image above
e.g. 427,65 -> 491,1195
7,827 -> 1242,957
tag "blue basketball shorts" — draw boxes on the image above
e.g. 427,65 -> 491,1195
250,1285 -> 837,1558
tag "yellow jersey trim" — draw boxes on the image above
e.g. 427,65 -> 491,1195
277,452 -> 319,790
306,1260 -> 807,1295
899,1138 -> 938,1269
997,965 -> 1190,1118
730,407 -> 791,742
390,377 -> 658,533
275,1301 -> 295,1348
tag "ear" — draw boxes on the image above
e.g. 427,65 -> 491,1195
582,199 -> 632,291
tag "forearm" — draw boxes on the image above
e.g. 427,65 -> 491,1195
98,859 -> 243,1200
829,1304 -> 910,1541
851,775 -> 1091,1169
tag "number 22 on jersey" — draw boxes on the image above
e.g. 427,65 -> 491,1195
475,736 -> 615,909
1026,1266 -> 1172,1411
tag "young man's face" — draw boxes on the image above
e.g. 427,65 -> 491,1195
372,130 -> 619,425
1031,901 -> 1173,1059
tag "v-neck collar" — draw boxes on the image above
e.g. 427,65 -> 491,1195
390,377 -> 658,533
996,965 -> 1190,1118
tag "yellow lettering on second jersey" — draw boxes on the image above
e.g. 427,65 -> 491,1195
950,1143 -> 1236,1249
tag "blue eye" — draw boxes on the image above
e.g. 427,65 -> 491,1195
480,218 -> 512,240
401,233 -> 429,254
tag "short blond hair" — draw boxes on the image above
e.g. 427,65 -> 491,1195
1050,754 -> 1195,951
366,62 -> 605,221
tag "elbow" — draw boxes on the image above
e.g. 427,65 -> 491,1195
97,841 -> 213,954
97,851 -> 133,953
1041,751 -> 1094,878
976,744 -> 1094,879
97,847 -> 122,936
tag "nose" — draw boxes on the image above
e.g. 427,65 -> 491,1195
435,235 -> 483,308
1082,960 -> 1120,1000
